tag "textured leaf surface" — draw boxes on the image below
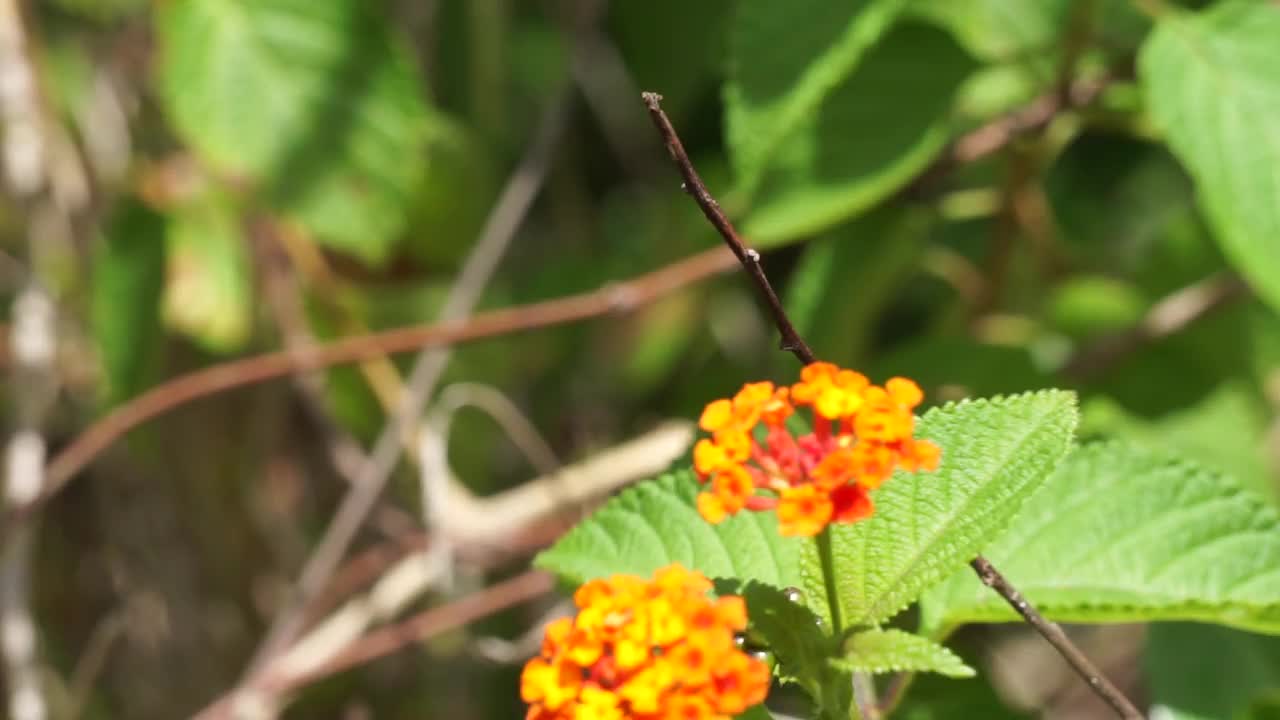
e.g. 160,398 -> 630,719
801,391 -> 1078,628
834,629 -> 974,678
92,200 -> 165,404
921,443 -> 1280,636
740,22 -> 974,244
1140,2 -> 1280,314
159,0 -> 432,263
536,471 -> 804,590
1082,384 -> 1276,504
726,0 -> 908,198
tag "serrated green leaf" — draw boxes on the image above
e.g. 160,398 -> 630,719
740,22 -> 975,244
719,580 -> 851,717
159,0 -> 433,264
725,0 -> 910,199
834,629 -> 974,678
1082,384 -> 1276,504
163,193 -> 252,353
920,443 -> 1280,636
1139,2 -> 1280,315
801,390 -> 1078,628
92,200 -> 166,404
535,471 -> 805,591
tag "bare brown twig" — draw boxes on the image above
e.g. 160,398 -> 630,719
641,92 -> 1144,720
969,558 -> 1142,719
906,74 -> 1113,199
642,92 -> 815,362
0,246 -> 736,543
1062,272 -> 1247,380
193,571 -> 555,719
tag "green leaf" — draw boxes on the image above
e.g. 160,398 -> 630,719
895,673 -> 1031,720
907,0 -> 1069,60
162,193 -> 253,353
726,0 -> 909,198
535,470 -> 805,591
92,200 -> 166,404
783,207 -> 931,364
802,390 -> 1078,628
1082,384 -> 1276,504
834,629 -> 974,678
1139,2 -> 1280,315
920,443 -> 1280,636
740,22 -> 975,244
869,339 -> 1049,402
735,706 -> 775,720
1048,275 -> 1146,340
159,0 -> 433,264
720,580 -> 851,717
1146,623 -> 1280,720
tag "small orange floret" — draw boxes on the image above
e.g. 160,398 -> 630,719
521,565 -> 769,720
811,448 -> 858,490
691,363 -> 940,536
699,399 -> 734,433
696,493 -> 729,524
760,386 -> 793,426
903,438 -> 941,472
693,439 -> 730,477
712,464 -> 754,511
777,485 -> 833,537
886,376 -> 924,408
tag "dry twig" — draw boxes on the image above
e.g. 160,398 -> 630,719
641,91 -> 1143,720
0,245 -> 736,543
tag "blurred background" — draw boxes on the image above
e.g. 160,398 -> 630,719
1,0 -> 1277,718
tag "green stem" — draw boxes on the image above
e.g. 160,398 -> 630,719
816,527 -> 843,633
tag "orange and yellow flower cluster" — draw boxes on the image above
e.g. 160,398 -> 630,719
694,362 -> 940,537
521,564 -> 769,720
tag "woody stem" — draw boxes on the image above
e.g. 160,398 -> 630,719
641,90 -> 1144,720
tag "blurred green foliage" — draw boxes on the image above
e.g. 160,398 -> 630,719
8,0 -> 1280,717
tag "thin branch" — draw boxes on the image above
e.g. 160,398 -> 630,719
0,3 -> 77,719
642,92 -> 816,363
1062,272 -> 1247,380
192,571 -> 555,719
245,89 -> 570,682
0,245 -> 736,544
2,288 -> 54,720
267,570 -> 555,694
433,382 -> 562,477
641,92 -> 1144,720
906,74 -> 1113,199
969,557 -> 1143,719
191,419 -> 691,718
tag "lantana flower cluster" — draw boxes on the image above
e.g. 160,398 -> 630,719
694,362 -> 941,537
521,564 -> 770,720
